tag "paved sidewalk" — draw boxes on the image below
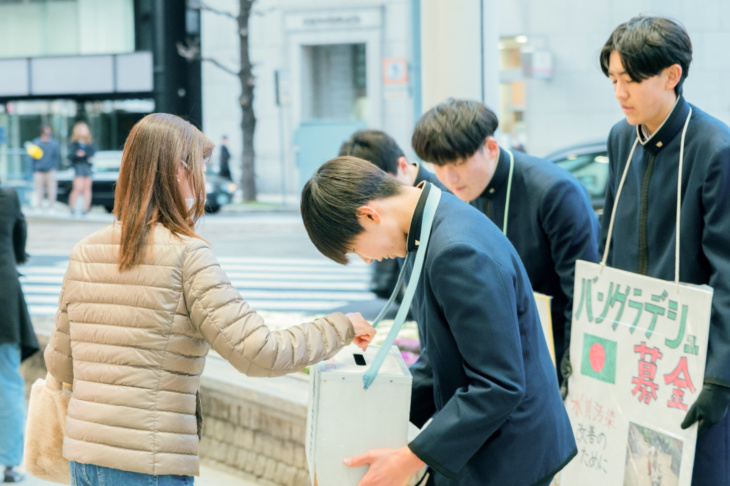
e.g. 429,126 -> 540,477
18,462 -> 265,485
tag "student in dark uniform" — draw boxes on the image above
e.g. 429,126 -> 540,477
301,157 -> 576,486
339,129 -> 446,189
411,99 -> 600,396
599,16 -> 730,485
338,129 -> 446,427
338,129 -> 445,298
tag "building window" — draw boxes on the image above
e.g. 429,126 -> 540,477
498,36 -> 527,152
302,43 -> 368,122
0,0 -> 134,58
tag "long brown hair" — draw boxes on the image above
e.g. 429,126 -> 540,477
114,113 -> 213,271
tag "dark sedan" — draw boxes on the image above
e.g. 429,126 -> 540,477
56,150 -> 122,212
56,150 -> 237,213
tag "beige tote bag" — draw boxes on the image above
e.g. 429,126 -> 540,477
24,373 -> 71,484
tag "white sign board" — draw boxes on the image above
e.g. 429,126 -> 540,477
559,261 -> 712,485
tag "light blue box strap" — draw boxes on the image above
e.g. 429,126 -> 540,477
362,184 -> 442,389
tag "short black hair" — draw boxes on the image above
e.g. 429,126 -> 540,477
411,98 -> 499,166
600,16 -> 692,95
338,130 -> 405,175
301,156 -> 403,265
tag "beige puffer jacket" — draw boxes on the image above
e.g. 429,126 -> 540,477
44,223 -> 354,476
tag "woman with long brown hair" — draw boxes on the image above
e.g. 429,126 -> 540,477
67,121 -> 95,216
43,113 -> 374,486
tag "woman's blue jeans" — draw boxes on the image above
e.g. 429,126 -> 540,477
0,343 -> 25,467
69,461 -> 194,486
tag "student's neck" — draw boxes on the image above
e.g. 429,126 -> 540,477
644,93 -> 678,136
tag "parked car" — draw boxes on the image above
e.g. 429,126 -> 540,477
544,141 -> 609,218
204,175 -> 238,213
56,150 -> 237,213
56,150 -> 122,213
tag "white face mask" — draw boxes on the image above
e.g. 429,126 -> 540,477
185,198 -> 195,211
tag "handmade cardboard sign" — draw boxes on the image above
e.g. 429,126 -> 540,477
559,261 -> 712,485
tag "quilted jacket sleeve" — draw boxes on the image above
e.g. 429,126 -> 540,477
182,240 -> 355,377
45,282 -> 74,385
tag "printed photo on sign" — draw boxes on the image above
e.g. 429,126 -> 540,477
624,422 -> 682,486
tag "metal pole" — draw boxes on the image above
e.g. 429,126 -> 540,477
411,0 -> 422,120
278,105 -> 286,204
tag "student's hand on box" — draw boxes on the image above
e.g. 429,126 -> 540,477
346,312 -> 376,352
345,446 -> 425,486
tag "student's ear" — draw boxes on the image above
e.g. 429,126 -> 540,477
356,205 -> 382,225
394,156 -> 412,185
665,64 -> 682,91
396,156 -> 409,176
484,136 -> 500,159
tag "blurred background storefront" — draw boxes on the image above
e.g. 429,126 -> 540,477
0,0 -> 200,199
2,0 -> 729,200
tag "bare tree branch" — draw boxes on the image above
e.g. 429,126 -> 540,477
176,39 -> 239,76
202,56 -> 240,76
252,7 -> 275,16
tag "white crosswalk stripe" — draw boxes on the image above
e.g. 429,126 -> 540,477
21,256 -> 375,316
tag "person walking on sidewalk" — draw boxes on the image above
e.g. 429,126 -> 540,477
29,125 -> 60,213
67,121 -> 96,216
0,184 -> 39,483
43,114 -> 375,486
218,135 -> 232,180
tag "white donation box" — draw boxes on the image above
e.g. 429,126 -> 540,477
306,344 -> 413,486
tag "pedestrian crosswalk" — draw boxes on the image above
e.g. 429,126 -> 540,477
20,255 -> 376,316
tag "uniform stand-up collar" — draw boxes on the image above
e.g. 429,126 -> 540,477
479,147 -> 508,200
414,161 -> 428,184
407,182 -> 431,252
637,96 -> 690,155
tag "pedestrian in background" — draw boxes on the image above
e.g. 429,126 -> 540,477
67,121 -> 96,216
30,124 -> 60,213
43,113 -> 375,486
0,184 -> 39,484
599,16 -> 730,485
218,135 -> 232,180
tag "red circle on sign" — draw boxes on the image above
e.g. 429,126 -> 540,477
589,343 -> 606,373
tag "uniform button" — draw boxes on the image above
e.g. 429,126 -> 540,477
489,188 -> 495,194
